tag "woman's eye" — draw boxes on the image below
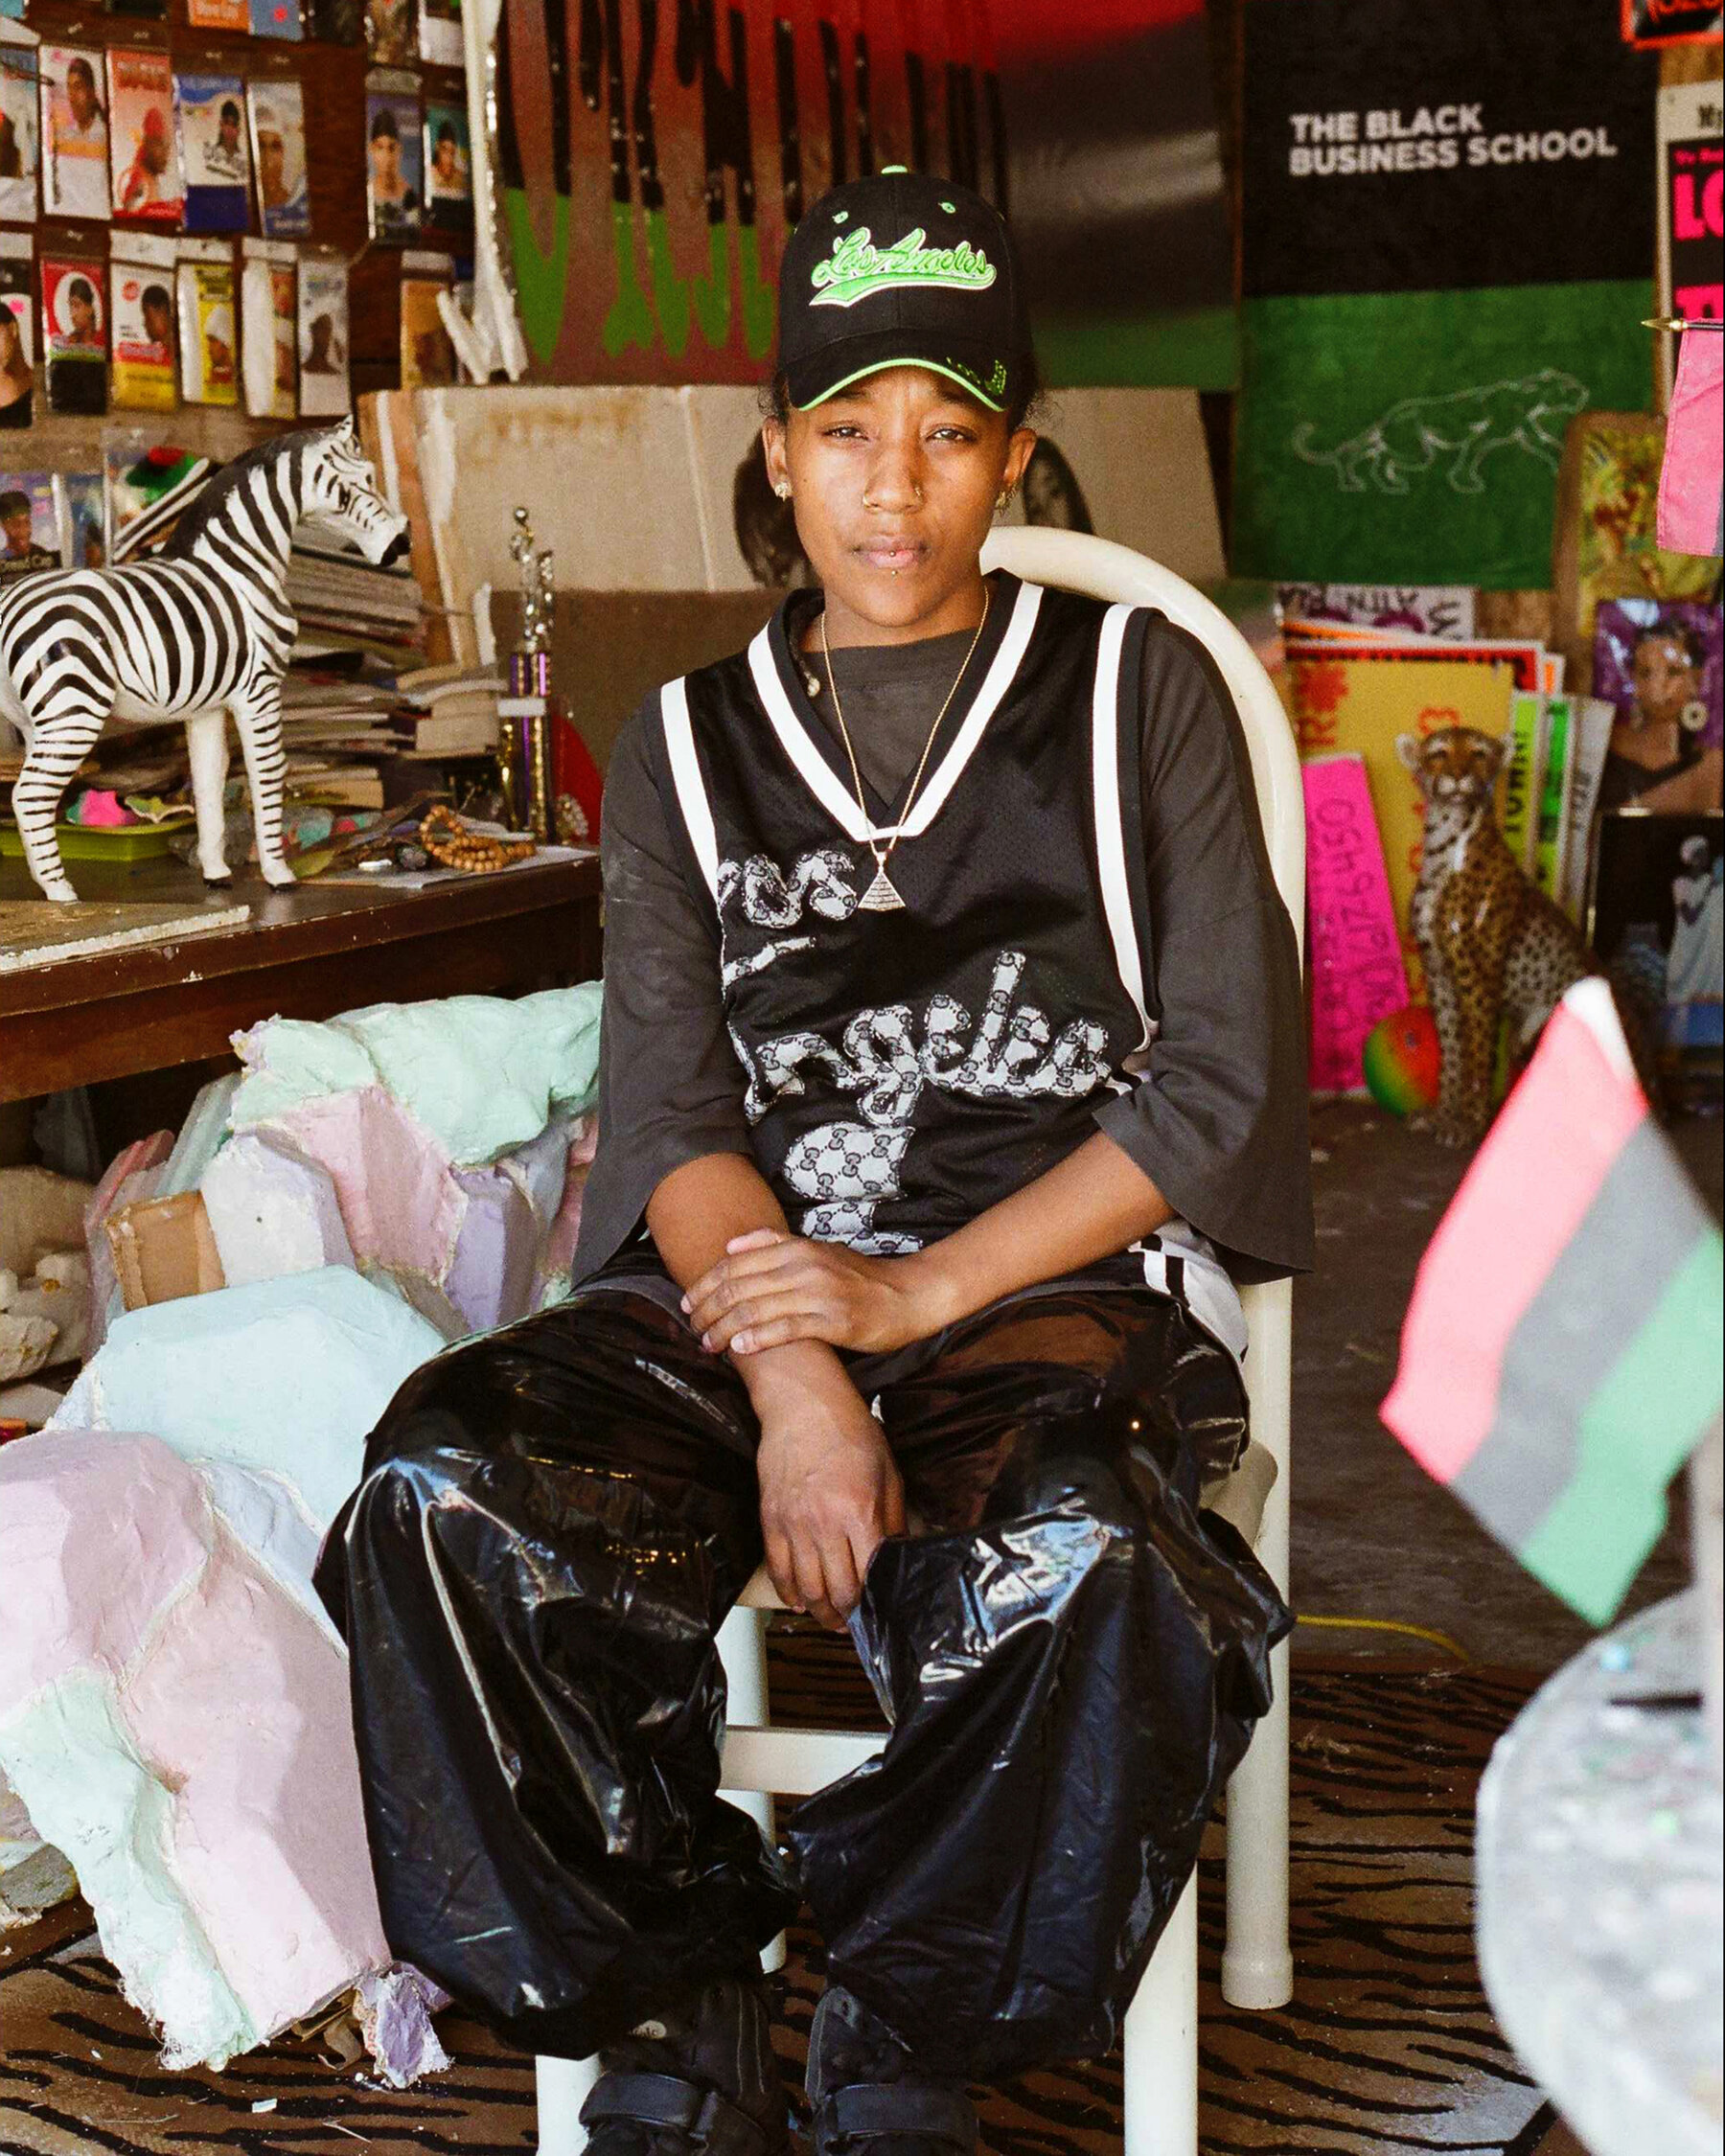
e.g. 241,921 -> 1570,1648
822,424 -> 865,440
929,426 -> 976,444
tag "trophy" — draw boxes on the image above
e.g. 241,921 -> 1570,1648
498,506 -> 557,838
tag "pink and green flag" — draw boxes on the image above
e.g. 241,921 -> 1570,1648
1381,978 -> 1723,1624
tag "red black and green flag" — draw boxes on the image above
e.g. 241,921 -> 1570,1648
1381,979 -> 1723,1625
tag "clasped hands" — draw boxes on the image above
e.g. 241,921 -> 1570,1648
682,1227 -> 953,1358
683,1232 -> 955,1630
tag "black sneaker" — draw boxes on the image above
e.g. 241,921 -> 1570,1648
805,1987 -> 978,2156
580,1976 -> 791,2156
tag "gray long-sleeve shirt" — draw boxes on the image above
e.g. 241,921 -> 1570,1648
574,592 -> 1313,1289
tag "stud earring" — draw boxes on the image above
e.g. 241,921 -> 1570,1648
996,486 -> 1015,513
773,480 -> 792,501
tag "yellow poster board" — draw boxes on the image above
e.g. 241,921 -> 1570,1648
1282,654 -> 1516,994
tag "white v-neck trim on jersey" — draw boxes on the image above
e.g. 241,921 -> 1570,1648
745,578 -> 1044,846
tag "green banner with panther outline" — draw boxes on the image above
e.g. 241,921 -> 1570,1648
1231,281 -> 1654,589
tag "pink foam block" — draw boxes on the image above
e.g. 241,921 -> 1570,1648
0,1433 -> 391,2062
264,1088 -> 464,1287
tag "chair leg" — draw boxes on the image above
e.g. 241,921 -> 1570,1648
716,1603 -> 787,1976
537,2052 -> 601,2156
1222,1630 -> 1293,2009
1122,1870 -> 1198,2156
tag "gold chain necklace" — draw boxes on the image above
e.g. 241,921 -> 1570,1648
817,588 -> 990,913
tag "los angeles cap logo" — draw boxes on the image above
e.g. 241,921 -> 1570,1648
810,225 -> 998,310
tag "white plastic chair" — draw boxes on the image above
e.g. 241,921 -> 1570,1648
539,529 -> 1304,2156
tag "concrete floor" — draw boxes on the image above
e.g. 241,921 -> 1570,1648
1292,1100 -> 1723,1673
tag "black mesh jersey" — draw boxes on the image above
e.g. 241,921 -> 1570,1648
656,570 -> 1247,1359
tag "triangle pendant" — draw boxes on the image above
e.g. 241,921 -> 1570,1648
859,865 -> 907,912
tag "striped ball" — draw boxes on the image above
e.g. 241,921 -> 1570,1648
1363,1004 -> 1441,1116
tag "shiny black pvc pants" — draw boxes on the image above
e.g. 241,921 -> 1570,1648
313,1260 -> 1292,2083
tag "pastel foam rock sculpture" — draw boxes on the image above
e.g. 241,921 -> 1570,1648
50,1267 -> 444,1529
229,984 -> 602,1166
200,1135 -> 356,1290
0,1432 -> 393,2070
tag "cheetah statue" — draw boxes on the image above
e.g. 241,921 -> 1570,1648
1397,726 -> 1603,1146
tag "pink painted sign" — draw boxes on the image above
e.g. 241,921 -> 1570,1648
1303,752 -> 1411,1091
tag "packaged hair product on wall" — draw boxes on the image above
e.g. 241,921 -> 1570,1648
0,469 -> 60,581
242,237 -> 298,418
0,234 -> 35,432
365,69 -> 422,242
106,47 -> 183,226
39,45 -> 109,220
296,248 -> 349,417
0,22 -> 41,224
400,252 -> 455,387
58,471 -> 106,568
177,72 -> 251,234
418,0 -> 460,66
247,76 -> 310,239
109,230 -> 179,411
423,99 -> 472,240
41,255 -> 107,417
176,238 -> 239,406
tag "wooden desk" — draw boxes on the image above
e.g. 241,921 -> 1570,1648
0,855 -> 603,1106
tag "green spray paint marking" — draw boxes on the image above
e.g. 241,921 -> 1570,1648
502,188 -> 572,367
737,224 -> 774,359
604,198 -> 656,356
645,207 -> 691,358
810,226 -> 996,310
693,223 -> 732,351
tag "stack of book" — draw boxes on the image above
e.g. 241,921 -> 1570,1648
287,540 -> 426,659
389,664 -> 503,761
277,662 -> 404,813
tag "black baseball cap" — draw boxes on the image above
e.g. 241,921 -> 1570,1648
776,167 -> 1031,413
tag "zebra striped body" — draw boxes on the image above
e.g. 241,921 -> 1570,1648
2,421 -> 406,903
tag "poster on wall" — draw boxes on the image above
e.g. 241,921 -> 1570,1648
492,0 -> 1234,393
1656,80 -> 1724,405
1234,0 -> 1659,588
0,239 -> 34,432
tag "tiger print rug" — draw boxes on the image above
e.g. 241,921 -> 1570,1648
0,1643 -> 1562,2156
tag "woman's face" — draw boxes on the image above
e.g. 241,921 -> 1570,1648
763,366 -> 1033,641
67,69 -> 97,126
69,292 -> 96,339
1632,635 -> 1700,727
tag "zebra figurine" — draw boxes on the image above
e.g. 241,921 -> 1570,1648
1,421 -> 408,904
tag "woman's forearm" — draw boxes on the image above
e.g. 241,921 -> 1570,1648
906,1131 -> 1173,1333
647,1152 -> 852,1407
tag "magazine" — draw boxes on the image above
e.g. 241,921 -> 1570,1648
241,239 -> 297,419
367,73 -> 422,242
247,79 -> 310,240
401,265 -> 455,387
176,243 -> 238,406
423,100 -> 472,239
109,233 -> 178,411
1502,694 -> 1543,875
1592,597 -> 1723,815
39,46 -> 109,221
176,72 -> 250,235
1276,582 -> 1476,642
0,23 -> 40,225
0,237 -> 34,433
59,471 -> 105,569
106,48 -> 183,226
41,257 -> 107,418
1560,698 -> 1616,928
1534,698 -> 1574,906
296,253 -> 350,418
0,470 -> 61,583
